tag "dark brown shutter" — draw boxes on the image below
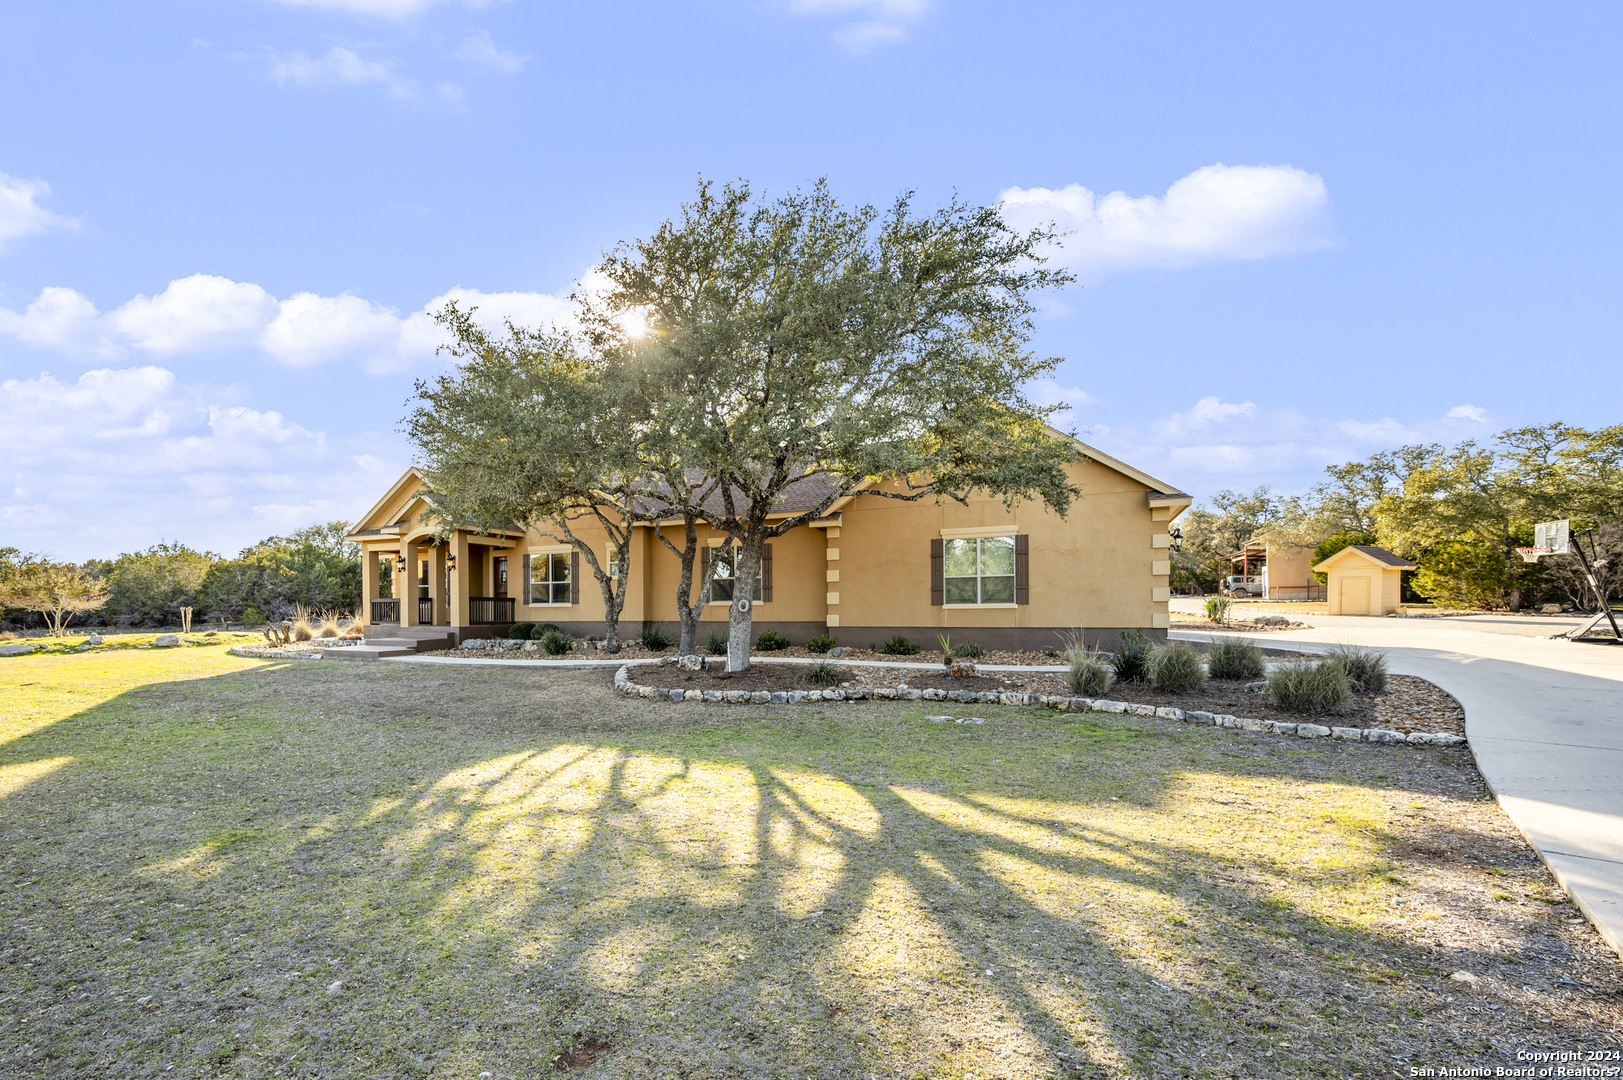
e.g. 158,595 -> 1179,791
570,551 -> 580,604
930,538 -> 944,606
700,544 -> 710,602
761,544 -> 773,602
1015,534 -> 1030,605
522,554 -> 531,606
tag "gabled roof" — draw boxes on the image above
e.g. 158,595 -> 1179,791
1313,544 -> 1418,572
1063,433 -> 1189,503
347,467 -> 428,539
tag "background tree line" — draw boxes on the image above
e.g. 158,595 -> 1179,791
0,522 -> 364,632
1172,423 -> 1623,610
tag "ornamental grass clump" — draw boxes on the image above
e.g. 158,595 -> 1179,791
1206,635 -> 1266,681
537,627 -> 572,656
953,641 -> 985,659
638,622 -> 673,651
805,634 -> 836,654
802,660 -> 848,686
704,629 -> 728,656
1327,644 -> 1389,694
1148,641 -> 1207,693
1110,628 -> 1152,683
1063,648 -> 1113,696
1267,659 -> 1350,715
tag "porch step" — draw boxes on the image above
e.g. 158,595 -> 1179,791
365,634 -> 454,653
323,644 -> 415,661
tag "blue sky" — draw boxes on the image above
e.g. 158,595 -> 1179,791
3,1 -> 1620,560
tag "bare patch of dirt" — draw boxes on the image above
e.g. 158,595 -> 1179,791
551,1037 -> 611,1070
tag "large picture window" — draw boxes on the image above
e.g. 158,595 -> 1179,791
530,552 -> 571,604
943,536 -> 1016,604
708,545 -> 763,603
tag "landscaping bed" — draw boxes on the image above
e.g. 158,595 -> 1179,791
0,646 -> 1614,1078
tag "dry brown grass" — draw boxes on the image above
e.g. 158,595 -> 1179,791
0,648 -> 1616,1078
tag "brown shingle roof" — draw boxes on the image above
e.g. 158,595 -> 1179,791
1347,544 -> 1417,569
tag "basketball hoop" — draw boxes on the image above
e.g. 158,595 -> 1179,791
1517,547 -> 1554,563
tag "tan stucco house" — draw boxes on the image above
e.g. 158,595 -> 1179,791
344,441 -> 1191,651
1313,544 -> 1416,616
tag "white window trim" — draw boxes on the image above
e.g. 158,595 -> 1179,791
943,603 -> 1019,610
940,526 -> 1020,539
527,544 -> 573,555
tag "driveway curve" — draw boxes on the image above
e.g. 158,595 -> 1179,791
1171,610 -> 1623,958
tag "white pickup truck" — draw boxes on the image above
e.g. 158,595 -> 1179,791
1222,575 -> 1264,597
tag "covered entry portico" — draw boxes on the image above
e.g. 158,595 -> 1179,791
346,470 -> 525,645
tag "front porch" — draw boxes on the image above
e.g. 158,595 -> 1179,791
354,522 -> 526,646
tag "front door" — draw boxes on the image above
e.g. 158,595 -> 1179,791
1341,576 -> 1370,616
494,556 -> 508,599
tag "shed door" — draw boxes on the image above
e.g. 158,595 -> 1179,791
1340,576 -> 1370,616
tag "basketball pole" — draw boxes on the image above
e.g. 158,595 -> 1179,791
1569,528 -> 1622,639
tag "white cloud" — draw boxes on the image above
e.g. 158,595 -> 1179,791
1447,403 -> 1487,422
998,164 -> 1332,279
784,0 -> 931,53
0,276 -> 577,372
1027,378 -> 1097,433
105,274 -> 279,354
0,173 -> 77,252
0,365 -> 404,559
1155,396 -> 1257,437
270,47 -> 419,99
455,29 -> 528,73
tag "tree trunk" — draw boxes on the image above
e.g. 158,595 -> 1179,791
725,538 -> 761,672
657,519 -> 707,657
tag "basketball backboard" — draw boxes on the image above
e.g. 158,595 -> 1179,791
1534,520 -> 1571,554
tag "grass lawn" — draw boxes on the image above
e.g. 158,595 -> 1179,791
0,648 -> 1617,1079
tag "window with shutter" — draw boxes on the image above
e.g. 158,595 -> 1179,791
522,554 -> 531,605
1015,534 -> 1030,605
761,544 -> 773,602
528,553 -> 572,604
930,539 -> 944,606
570,552 -> 580,604
941,536 -> 1017,604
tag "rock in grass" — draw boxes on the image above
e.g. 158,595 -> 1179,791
153,635 -> 181,647
1449,971 -> 1478,984
1331,727 -> 1363,741
87,634 -> 104,645
0,643 -> 42,656
1296,723 -> 1331,738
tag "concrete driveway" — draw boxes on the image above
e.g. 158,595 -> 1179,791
1170,601 -> 1623,957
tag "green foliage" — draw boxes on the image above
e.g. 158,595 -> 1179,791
802,660 -> 848,686
194,522 -> 360,624
879,635 -> 919,656
1311,532 -> 1380,583
1063,648 -> 1113,696
537,627 -> 572,656
1411,537 -> 1523,609
1204,596 -> 1231,622
1268,659 -> 1351,714
755,629 -> 791,651
704,628 -> 729,655
1148,641 -> 1207,693
805,634 -> 837,654
639,622 -> 673,651
104,542 -> 215,626
507,622 -> 536,640
240,606 -> 265,627
952,641 -> 985,659
0,557 -> 108,636
1110,628 -> 1151,683
1326,644 -> 1388,694
1206,636 -> 1266,681
537,623 -> 562,634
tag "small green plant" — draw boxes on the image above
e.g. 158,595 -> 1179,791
936,633 -> 952,659
538,627 -> 572,656
879,635 -> 918,656
755,629 -> 790,651
1110,628 -> 1151,683
240,606 -> 264,627
802,660 -> 848,686
508,622 -> 535,640
638,622 -> 673,651
1205,596 -> 1232,623
704,628 -> 729,655
1327,644 -> 1389,694
1063,648 -> 1113,696
953,641 -> 985,659
1206,635 -> 1265,681
805,634 -> 837,654
1148,641 -> 1207,693
1267,659 -> 1351,714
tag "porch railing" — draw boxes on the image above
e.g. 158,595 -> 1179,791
370,598 -> 400,624
469,597 -> 516,625
418,597 -> 435,625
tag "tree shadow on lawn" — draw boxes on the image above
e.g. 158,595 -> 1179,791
0,660 -> 1601,1079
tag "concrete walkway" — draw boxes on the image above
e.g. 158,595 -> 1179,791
1172,609 -> 1623,957
382,653 -> 1068,673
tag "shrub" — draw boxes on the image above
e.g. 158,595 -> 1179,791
1327,644 -> 1388,694
1063,648 -> 1113,696
704,628 -> 729,655
1206,635 -> 1265,681
1268,659 -> 1350,714
953,641 -> 985,659
1205,596 -> 1232,623
538,627 -> 572,656
802,660 -> 848,686
291,616 -> 315,642
508,622 -> 535,640
1148,641 -> 1206,693
1110,628 -> 1151,683
317,617 -> 340,639
638,622 -> 673,651
755,629 -> 790,651
241,606 -> 264,627
537,623 -> 562,635
879,635 -> 918,656
805,634 -> 837,654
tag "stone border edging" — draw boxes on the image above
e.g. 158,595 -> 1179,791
228,646 -> 322,661
611,664 -> 1466,748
